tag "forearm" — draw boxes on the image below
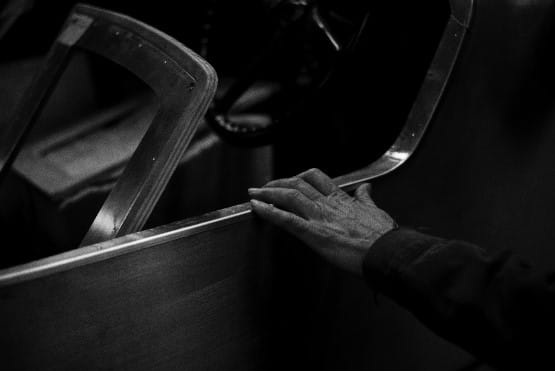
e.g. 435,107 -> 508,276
363,228 -> 555,369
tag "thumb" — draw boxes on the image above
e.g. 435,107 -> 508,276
354,183 -> 374,204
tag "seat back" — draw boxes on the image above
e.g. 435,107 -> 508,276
0,3 -> 217,246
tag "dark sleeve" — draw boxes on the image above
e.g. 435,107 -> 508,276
363,228 -> 555,370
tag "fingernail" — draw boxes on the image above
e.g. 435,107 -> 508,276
248,188 -> 261,194
250,199 -> 264,208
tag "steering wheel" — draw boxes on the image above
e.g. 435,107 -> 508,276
205,0 -> 370,147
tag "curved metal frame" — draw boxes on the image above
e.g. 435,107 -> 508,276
334,0 -> 474,191
0,4 -> 218,246
0,0 -> 474,285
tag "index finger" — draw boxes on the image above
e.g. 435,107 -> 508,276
250,199 -> 310,238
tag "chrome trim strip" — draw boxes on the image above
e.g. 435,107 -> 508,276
0,3 -> 474,286
450,0 -> 475,27
335,11 -> 471,191
0,206 -> 253,286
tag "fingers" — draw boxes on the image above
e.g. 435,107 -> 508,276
264,176 -> 321,200
354,183 -> 375,204
298,168 -> 344,197
250,199 -> 310,237
250,168 -> 347,221
248,187 -> 318,219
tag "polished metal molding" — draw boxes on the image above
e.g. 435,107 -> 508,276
450,0 -> 475,27
335,2 -> 474,192
0,1 -> 475,286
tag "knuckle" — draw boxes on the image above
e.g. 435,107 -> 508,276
292,191 -> 304,203
283,176 -> 302,188
264,180 -> 277,187
308,167 -> 322,176
313,201 -> 325,215
301,168 -> 319,178
284,189 -> 301,201
315,224 -> 333,240
329,189 -> 347,199
265,178 -> 284,187
290,176 -> 302,186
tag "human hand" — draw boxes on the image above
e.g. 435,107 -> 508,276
249,168 -> 396,276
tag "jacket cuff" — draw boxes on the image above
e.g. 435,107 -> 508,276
362,228 -> 444,294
